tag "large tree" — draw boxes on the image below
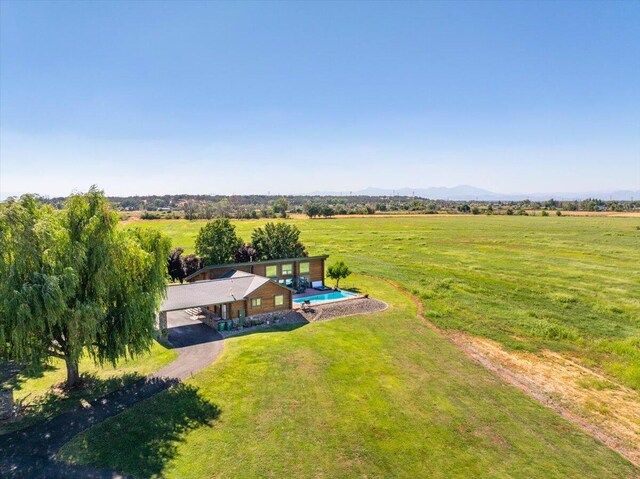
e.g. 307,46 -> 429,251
0,189 -> 170,388
272,197 -> 289,219
251,222 -> 307,260
168,247 -> 186,283
195,218 -> 242,265
235,243 -> 258,263
182,254 -> 203,277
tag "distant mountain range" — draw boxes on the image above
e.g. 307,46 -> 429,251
310,185 -> 640,201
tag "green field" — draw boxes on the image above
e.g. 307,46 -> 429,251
129,216 -> 640,391
60,275 -> 636,478
53,216 -> 640,477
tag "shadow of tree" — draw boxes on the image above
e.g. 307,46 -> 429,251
3,372 -> 145,435
3,362 -> 46,391
58,383 -> 220,478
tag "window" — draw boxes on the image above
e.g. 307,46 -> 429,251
281,263 -> 293,276
274,294 -> 284,306
299,262 -> 310,274
265,265 -> 277,277
251,298 -> 262,307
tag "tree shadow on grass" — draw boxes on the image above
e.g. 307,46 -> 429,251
2,372 -> 145,436
58,383 -> 220,478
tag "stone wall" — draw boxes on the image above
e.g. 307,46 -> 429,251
203,309 -> 292,332
0,388 -> 14,421
245,310 -> 291,326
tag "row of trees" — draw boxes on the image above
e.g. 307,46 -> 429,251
195,219 -> 307,265
0,189 -> 170,387
165,219 -> 309,280
32,193 -> 640,217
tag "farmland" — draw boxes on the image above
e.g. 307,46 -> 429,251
46,215 -> 635,476
60,274 -> 637,478
129,215 -> 640,392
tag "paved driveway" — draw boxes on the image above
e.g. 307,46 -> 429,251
0,311 -> 223,478
154,310 -> 224,380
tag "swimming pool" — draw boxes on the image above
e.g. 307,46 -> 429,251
293,290 -> 358,305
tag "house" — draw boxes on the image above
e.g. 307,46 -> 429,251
185,255 -> 328,288
161,270 -> 293,320
157,270 -> 294,335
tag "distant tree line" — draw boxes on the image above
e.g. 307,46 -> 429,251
20,193 -> 640,218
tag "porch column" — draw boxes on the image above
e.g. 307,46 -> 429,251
158,311 -> 168,339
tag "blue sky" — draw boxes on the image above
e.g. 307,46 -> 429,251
1,1 -> 639,197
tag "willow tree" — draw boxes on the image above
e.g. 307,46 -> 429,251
0,188 -> 170,388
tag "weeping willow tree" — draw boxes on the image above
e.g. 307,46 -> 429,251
0,188 -> 170,388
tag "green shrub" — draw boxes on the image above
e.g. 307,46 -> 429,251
528,319 -> 578,340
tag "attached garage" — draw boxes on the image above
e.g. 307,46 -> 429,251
158,270 -> 293,335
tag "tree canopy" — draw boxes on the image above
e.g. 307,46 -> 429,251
195,218 -> 242,265
250,222 -> 307,260
0,188 -> 170,387
168,247 -> 187,283
327,261 -> 352,288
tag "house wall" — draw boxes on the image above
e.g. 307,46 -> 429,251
245,281 -> 292,316
187,257 -> 326,285
207,300 -> 247,319
308,257 -> 325,284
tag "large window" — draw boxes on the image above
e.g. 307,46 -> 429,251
265,265 -> 278,277
274,294 -> 284,306
299,262 -> 310,274
251,298 -> 262,307
281,263 -> 293,276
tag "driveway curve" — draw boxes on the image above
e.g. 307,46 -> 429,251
0,311 -> 223,479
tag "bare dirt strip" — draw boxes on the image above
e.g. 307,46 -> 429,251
385,278 -> 640,468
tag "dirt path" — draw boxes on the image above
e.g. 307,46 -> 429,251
384,278 -> 640,468
0,312 -> 223,479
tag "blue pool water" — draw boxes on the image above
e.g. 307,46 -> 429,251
293,290 -> 358,305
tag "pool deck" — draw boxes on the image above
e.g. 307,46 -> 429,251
292,288 -> 360,309
292,287 -> 337,299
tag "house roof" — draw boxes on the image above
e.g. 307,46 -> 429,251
161,270 -> 285,312
184,255 -> 329,281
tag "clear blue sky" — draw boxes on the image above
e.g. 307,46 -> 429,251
1,0 -> 639,197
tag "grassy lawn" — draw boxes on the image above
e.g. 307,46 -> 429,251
1,341 -> 177,435
59,275 -> 636,478
128,216 -> 640,390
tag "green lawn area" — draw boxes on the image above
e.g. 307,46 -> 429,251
129,216 -> 640,390
59,275 -> 636,478
1,341 -> 176,435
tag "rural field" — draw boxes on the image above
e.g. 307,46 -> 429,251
130,215 -> 640,391
51,215 -> 639,477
